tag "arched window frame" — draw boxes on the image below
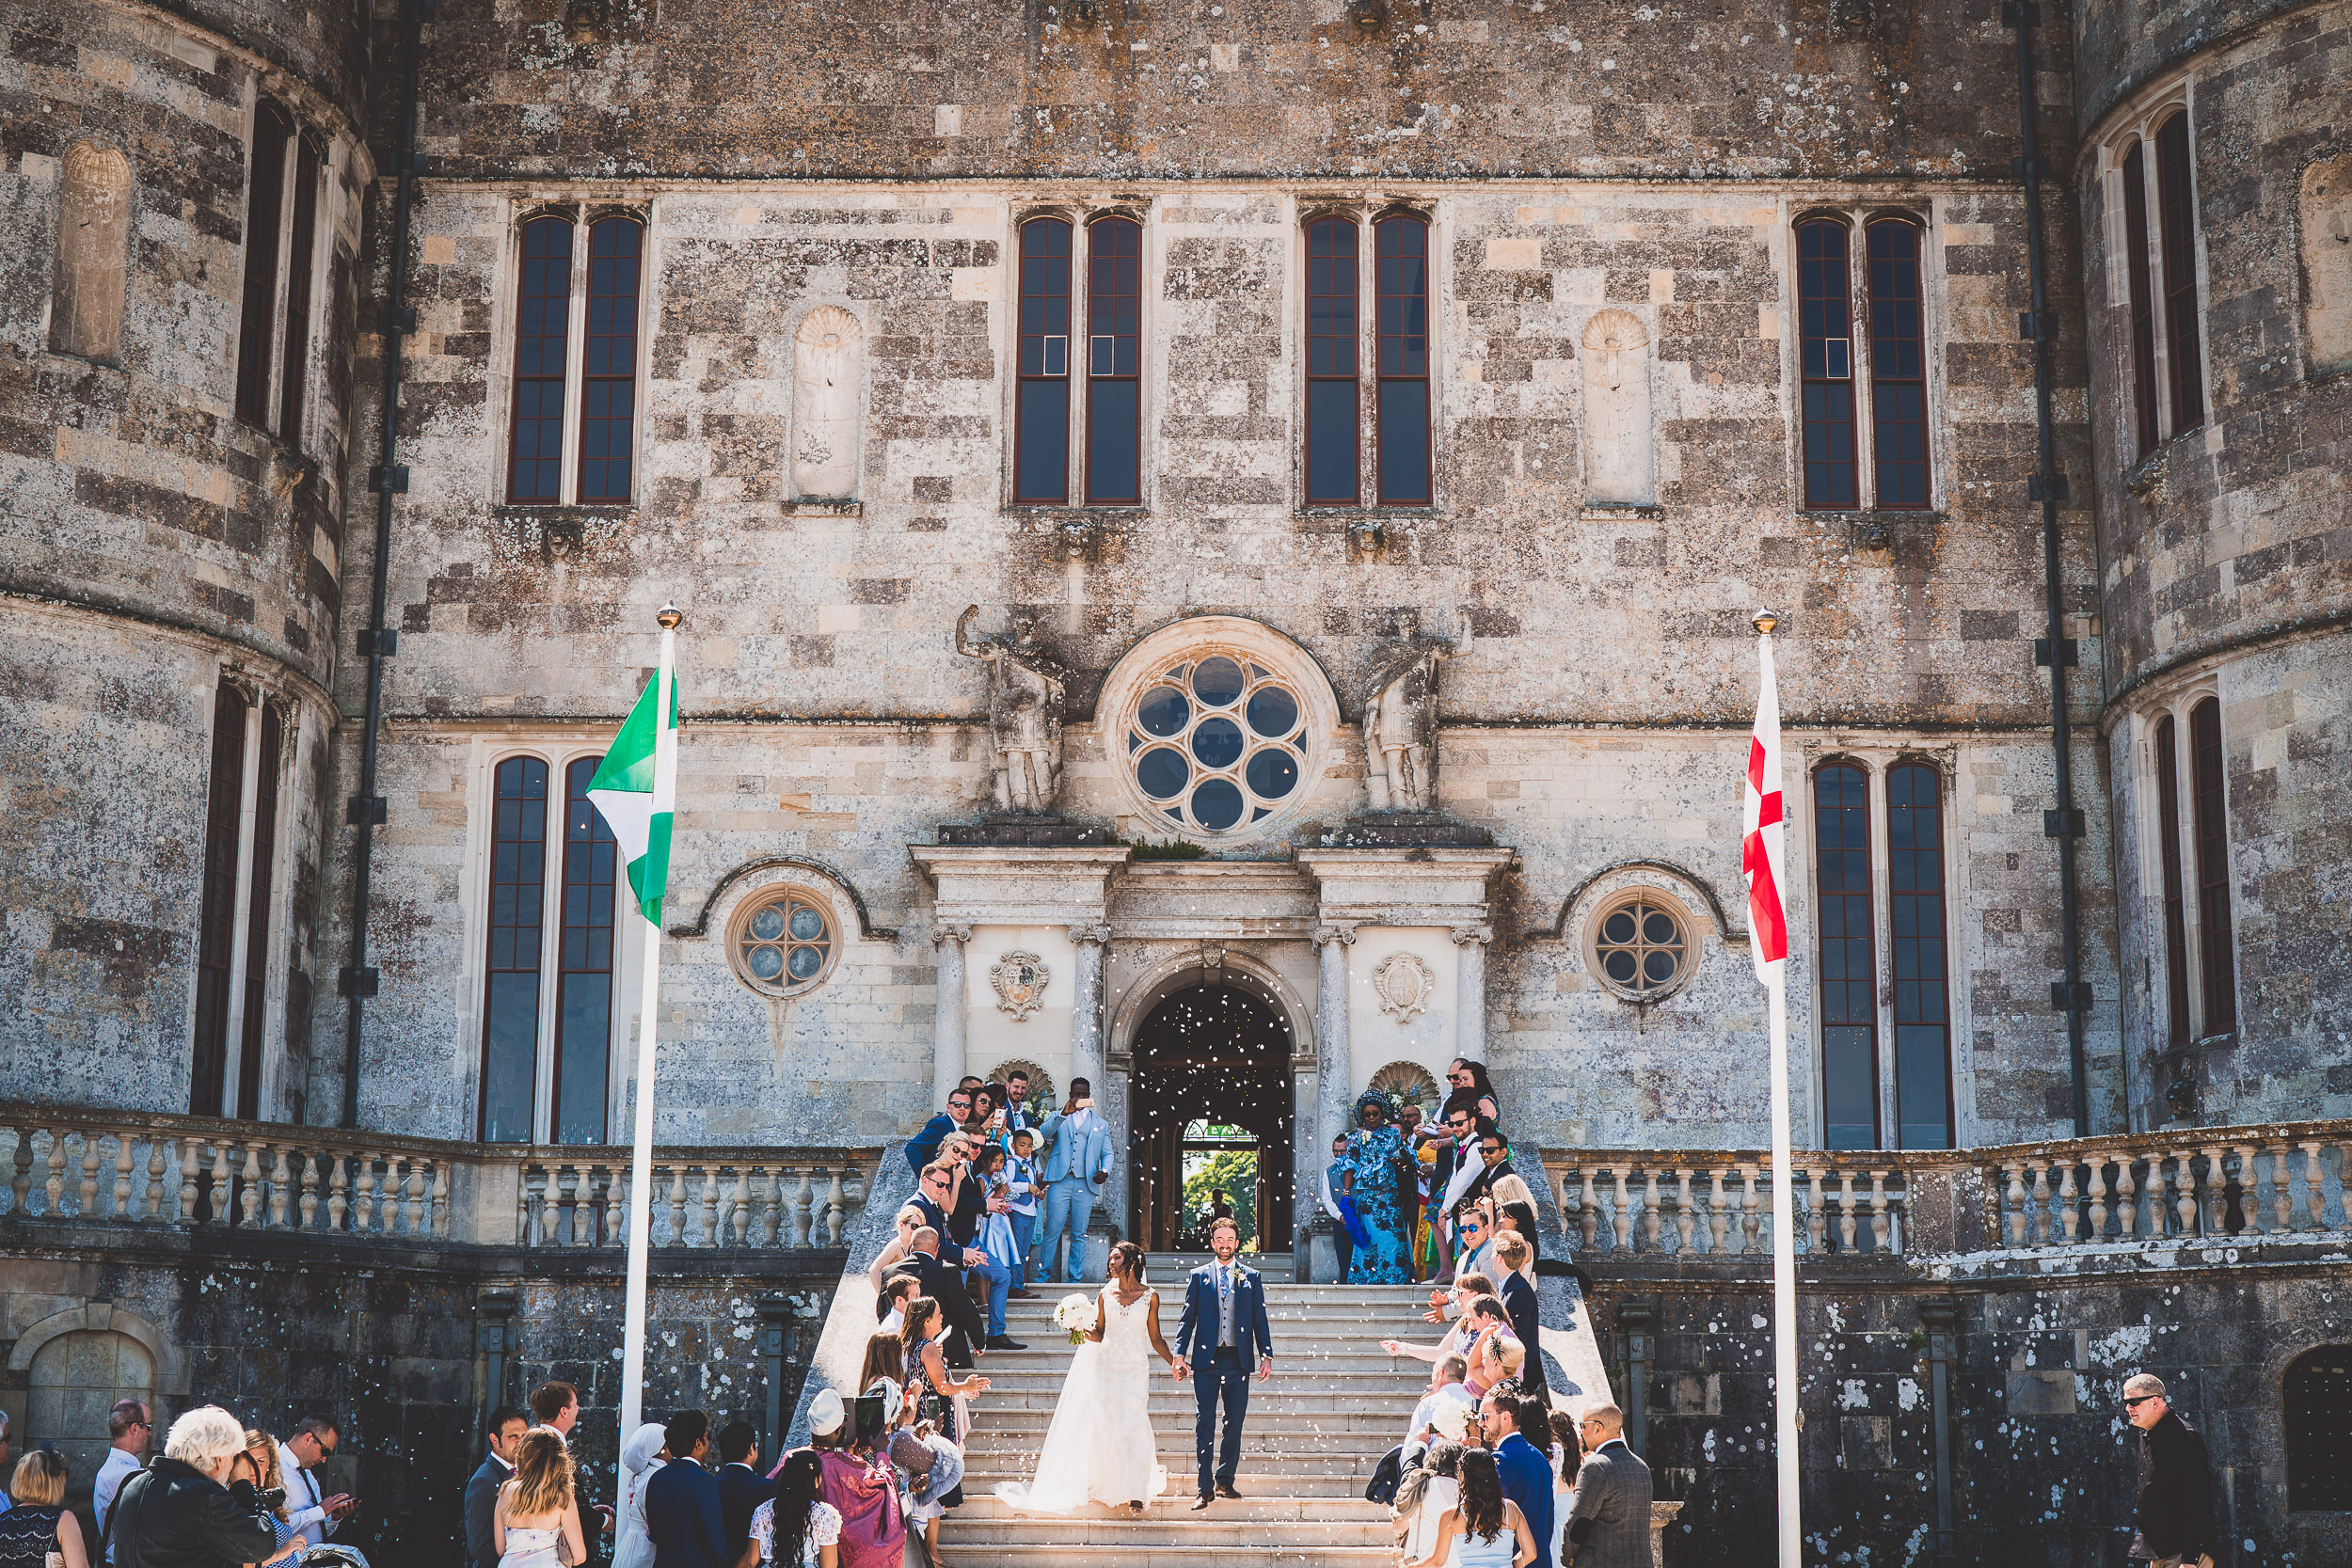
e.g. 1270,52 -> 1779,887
1788,205 -> 1944,513
499,201 -> 654,508
191,674 -> 298,1124
1298,204 -> 1443,511
2099,88 -> 2209,465
470,741 -> 626,1145
2133,685 -> 2236,1075
232,91 -> 337,452
1007,206 -> 1152,510
1797,749 -> 1966,1148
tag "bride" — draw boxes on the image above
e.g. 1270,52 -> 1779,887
993,1241 -> 1177,1514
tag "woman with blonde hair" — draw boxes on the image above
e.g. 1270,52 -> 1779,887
0,1449 -> 91,1568
856,1332 -> 910,1431
494,1428 -> 584,1568
227,1431 -> 310,1567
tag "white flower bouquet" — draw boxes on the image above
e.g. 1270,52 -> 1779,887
1052,1292 -> 1094,1345
1429,1398 -> 1470,1443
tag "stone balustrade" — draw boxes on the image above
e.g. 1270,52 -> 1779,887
0,1105 -> 875,1253
1542,1118 -> 2352,1262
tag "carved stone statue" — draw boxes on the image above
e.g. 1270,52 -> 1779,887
1360,609 -> 1466,812
1581,309 -> 1654,506
957,604 -> 1067,815
51,142 -> 133,364
790,305 -> 864,499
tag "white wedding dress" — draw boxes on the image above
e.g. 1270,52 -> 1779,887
993,1286 -> 1170,1512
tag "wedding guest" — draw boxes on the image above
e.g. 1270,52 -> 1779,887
793,1392 -> 902,1568
527,1382 -> 616,1538
1482,1392 -> 1555,1568
1383,1275 -> 1497,1365
866,1207 -> 925,1294
904,1086 -> 977,1175
1407,1355 -> 1477,1449
102,1407 -> 277,1568
644,1413 -> 726,1568
906,1164 -> 987,1274
1453,1131 -> 1514,1225
1320,1133 -> 1357,1283
1441,1060 -> 1502,1127
1462,1298 -> 1524,1400
1454,1204 -> 1499,1287
229,1431 -> 312,1567
999,1071 -> 1039,1138
495,1428 -> 585,1568
1004,1130 -> 1041,1298
743,1450 -> 838,1568
1391,1435 -> 1464,1567
1395,1104 -> 1435,1279
883,1228 -> 987,1369
1341,1094 -> 1411,1282
468,1408 -> 531,1568
968,1145 -> 1026,1349
0,1450 -> 90,1568
855,1335 -> 907,1430
0,1409 -> 11,1512
1489,1174 -> 1541,1262
886,1427 -> 961,1568
898,1303 -> 986,1513
875,1277 -> 916,1337
93,1400 -> 151,1563
962,1084 -> 997,1141
1036,1080 -> 1114,1284
1491,1235 -> 1546,1399
1403,1447 -> 1537,1568
713,1422 -> 774,1564
613,1423 -> 669,1568
1545,1411 -> 1583,1568
1559,1405 -> 1649,1568
278,1418 -> 356,1547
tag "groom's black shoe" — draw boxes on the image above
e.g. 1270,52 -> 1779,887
1189,1495 -> 1212,1512
1215,1485 -> 1243,1499
986,1335 -> 1027,1350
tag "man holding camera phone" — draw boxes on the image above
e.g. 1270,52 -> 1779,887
1036,1079 -> 1114,1284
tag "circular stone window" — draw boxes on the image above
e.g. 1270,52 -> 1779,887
1586,891 -> 1693,1002
730,889 -> 837,997
1125,654 -> 1309,834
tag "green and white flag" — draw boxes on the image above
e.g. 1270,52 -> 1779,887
587,662 -> 679,927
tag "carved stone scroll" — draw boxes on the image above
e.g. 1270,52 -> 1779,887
1581,309 -> 1655,507
51,142 -> 133,363
790,305 -> 864,499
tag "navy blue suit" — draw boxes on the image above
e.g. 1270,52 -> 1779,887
1174,1260 -> 1274,1496
714,1463 -> 774,1561
905,1112 -> 960,1173
1494,1431 -> 1556,1568
644,1455 -> 728,1568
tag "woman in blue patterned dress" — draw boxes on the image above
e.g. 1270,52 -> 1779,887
1343,1094 -> 1410,1283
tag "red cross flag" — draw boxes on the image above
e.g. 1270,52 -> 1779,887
1742,621 -> 1789,985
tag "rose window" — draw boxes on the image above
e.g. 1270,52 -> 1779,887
1592,896 -> 1688,997
731,891 -> 836,996
1126,656 -> 1307,832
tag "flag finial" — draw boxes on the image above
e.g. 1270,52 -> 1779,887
657,602 -> 683,630
1751,607 -> 1779,636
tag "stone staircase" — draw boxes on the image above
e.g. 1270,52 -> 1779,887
947,1254 -> 1427,1566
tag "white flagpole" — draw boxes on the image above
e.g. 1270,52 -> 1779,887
616,605 -> 678,1508
1752,615 -> 1802,1568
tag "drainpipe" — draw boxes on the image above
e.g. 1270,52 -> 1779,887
2004,0 -> 2092,1136
337,0 -> 433,1127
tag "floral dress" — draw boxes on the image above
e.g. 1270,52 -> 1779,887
1343,1125 -> 1409,1282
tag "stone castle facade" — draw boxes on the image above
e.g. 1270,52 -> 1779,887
3,0 -> 2350,1562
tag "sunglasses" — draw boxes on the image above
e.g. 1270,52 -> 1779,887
2122,1395 -> 2160,1408
1481,1145 -> 1504,1156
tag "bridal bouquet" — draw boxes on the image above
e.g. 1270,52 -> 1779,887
1052,1293 -> 1094,1345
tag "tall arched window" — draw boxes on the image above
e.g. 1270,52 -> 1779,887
1796,217 -> 1858,509
1086,214 -> 1141,504
1814,763 -> 1879,1149
1304,215 -> 1360,506
1887,761 -> 1952,1148
2153,712 -> 2193,1045
1375,213 -> 1431,505
191,682 -> 248,1116
2285,1346 -> 2352,1511
1014,216 -> 1073,503
481,756 -> 548,1143
507,214 -> 574,503
2120,137 -> 2161,455
2153,111 -> 2204,434
191,683 -> 287,1120
1864,217 -> 1930,508
552,756 -> 615,1144
233,100 -> 291,425
2187,696 -> 2234,1036
578,215 -> 643,503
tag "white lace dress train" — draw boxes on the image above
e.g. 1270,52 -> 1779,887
992,1287 -> 1170,1512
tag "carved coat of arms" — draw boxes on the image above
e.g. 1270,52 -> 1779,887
990,951 -> 1051,1020
1372,952 -> 1435,1021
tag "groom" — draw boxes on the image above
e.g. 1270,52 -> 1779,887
1172,1216 -> 1274,1510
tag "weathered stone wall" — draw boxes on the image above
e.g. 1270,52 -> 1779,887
1582,1249 -> 2352,1567
0,1224 -> 834,1568
0,0 -> 367,1115
2074,0 -> 2352,1127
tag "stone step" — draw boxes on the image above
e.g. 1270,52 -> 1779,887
956,1352 -> 1427,1375
963,1467 -> 1374,1497
944,1516 -> 1393,1546
936,1547 -> 1393,1568
957,1496 -> 1383,1524
963,1387 -> 1416,1414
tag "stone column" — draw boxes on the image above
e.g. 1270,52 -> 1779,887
1452,924 -> 1493,1064
1307,926 -> 1356,1278
1072,926 -> 1117,1272
931,925 -> 970,1108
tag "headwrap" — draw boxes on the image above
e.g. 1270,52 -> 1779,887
621,1422 -> 667,1475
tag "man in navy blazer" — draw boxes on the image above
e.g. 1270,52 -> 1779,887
904,1084 -> 977,1173
1171,1216 -> 1274,1508
644,1411 -> 728,1568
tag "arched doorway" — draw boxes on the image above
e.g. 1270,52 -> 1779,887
1130,983 -> 1295,1253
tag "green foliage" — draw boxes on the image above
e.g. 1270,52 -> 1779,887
1123,836 -> 1210,861
1181,1148 -> 1260,1249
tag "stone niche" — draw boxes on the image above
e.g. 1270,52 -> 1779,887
2304,156 -> 2352,376
789,304 -> 864,499
1580,308 -> 1655,507
49,141 -> 133,363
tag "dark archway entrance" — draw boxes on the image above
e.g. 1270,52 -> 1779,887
1129,984 -> 1295,1254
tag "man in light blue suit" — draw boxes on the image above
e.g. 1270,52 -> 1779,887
1035,1076 -> 1113,1283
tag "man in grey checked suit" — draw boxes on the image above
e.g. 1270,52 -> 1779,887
1562,1403 -> 1653,1568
